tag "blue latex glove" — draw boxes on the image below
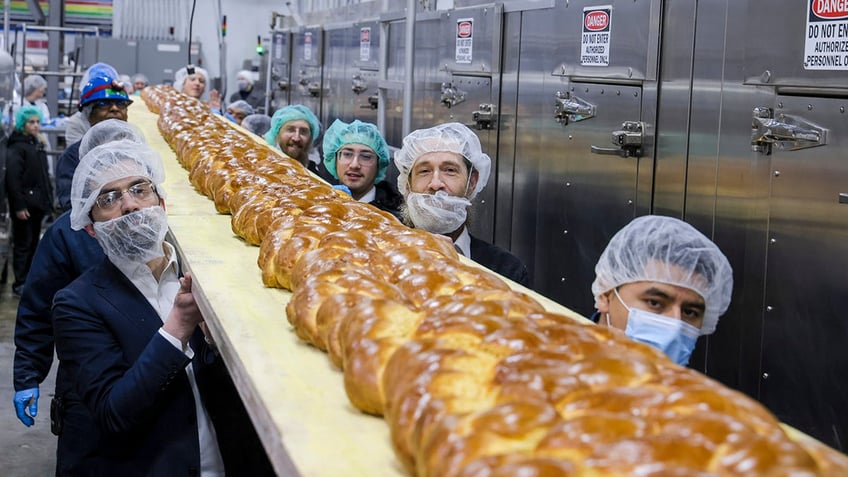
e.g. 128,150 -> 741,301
14,387 -> 39,427
333,184 -> 352,196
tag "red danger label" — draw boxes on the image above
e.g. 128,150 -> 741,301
585,11 -> 609,31
812,0 -> 848,19
361,28 -> 370,42
457,21 -> 472,38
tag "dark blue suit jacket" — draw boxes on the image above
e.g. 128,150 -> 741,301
55,140 -> 81,212
13,211 -> 104,474
53,257 -> 273,476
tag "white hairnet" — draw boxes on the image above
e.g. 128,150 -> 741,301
241,114 -> 271,136
173,66 -> 209,92
236,70 -> 253,85
79,119 -> 146,158
23,75 -> 46,96
394,122 -> 491,199
80,63 -> 119,93
131,73 -> 149,86
227,100 -> 254,115
70,139 -> 166,231
591,215 -> 734,335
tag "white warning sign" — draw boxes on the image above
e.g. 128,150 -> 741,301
304,32 -> 313,61
456,18 -> 473,64
360,27 -> 371,62
804,0 -> 848,70
581,6 -> 611,66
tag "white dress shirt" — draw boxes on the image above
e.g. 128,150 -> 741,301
453,226 -> 472,258
114,242 -> 225,476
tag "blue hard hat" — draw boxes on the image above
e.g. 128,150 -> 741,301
78,75 -> 132,111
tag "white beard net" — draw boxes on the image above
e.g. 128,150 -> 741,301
405,191 -> 470,234
93,206 -> 169,265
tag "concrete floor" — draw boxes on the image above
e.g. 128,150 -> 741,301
0,279 -> 58,476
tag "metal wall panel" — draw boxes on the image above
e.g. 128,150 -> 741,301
744,1 -> 848,91
321,22 -> 380,133
383,18 -> 407,146
658,0 -> 848,449
322,25 -> 353,125
290,27 -> 324,118
759,96 -> 848,450
81,37 -> 137,81
267,31 -> 292,113
511,0 -> 658,315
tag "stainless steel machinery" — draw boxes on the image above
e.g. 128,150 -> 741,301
269,0 -> 848,450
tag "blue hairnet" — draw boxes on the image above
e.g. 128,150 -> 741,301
591,215 -> 733,335
322,119 -> 390,183
264,105 -> 321,148
15,105 -> 42,131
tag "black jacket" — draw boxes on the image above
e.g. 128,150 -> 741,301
470,235 -> 531,287
6,130 -> 53,214
371,181 -> 404,220
229,86 -> 265,112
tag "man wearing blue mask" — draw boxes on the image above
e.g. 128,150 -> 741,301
591,215 -> 733,366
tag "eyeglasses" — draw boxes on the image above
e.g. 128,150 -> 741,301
91,99 -> 132,110
338,149 -> 376,165
94,182 -> 157,210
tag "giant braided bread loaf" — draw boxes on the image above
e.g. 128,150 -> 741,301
143,85 -> 848,475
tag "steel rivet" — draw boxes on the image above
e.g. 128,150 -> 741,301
841,106 -> 845,113
561,277 -> 566,282
563,230 -> 568,235
770,238 -> 777,244
565,182 -> 571,186
774,170 -> 780,177
766,306 -> 774,312
762,373 -> 769,379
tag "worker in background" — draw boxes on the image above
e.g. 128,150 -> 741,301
591,215 -> 734,366
5,105 -> 52,297
394,122 -> 530,286
7,74 -> 51,124
52,139 -> 274,474
322,118 -> 402,219
55,74 -> 133,211
265,104 -> 323,174
226,99 -> 254,125
241,113 -> 271,137
64,62 -> 120,144
229,69 -> 264,111
12,119 -> 143,475
131,73 -> 149,96
173,65 -> 222,112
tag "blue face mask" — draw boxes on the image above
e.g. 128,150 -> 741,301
612,289 -> 700,365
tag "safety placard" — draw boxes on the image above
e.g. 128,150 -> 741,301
360,27 -> 371,62
581,5 -> 611,66
304,32 -> 313,61
804,0 -> 848,69
456,18 -> 473,64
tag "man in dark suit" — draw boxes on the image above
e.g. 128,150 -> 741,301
394,122 -> 529,286
52,139 -> 273,475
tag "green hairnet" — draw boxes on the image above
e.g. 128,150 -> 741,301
322,119 -> 390,183
264,105 -> 321,148
15,105 -> 42,132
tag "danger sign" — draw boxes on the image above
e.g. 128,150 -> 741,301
360,27 -> 371,62
456,18 -> 473,64
581,6 -> 611,66
804,0 -> 848,70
